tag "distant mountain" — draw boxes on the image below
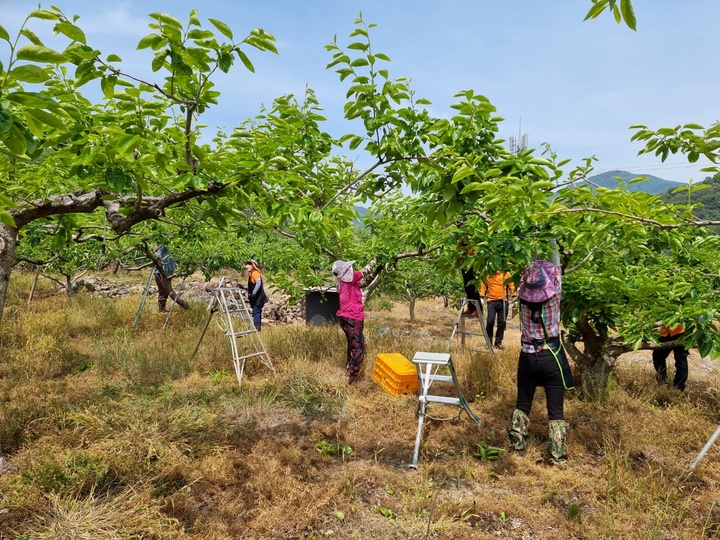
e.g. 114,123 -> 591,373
582,170 -> 685,195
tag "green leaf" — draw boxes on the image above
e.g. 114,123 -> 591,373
699,336 -> 713,359
187,29 -> 215,40
584,0 -> 609,21
106,54 -> 122,62
20,28 -> 43,46
218,51 -> 233,73
2,126 -> 26,154
105,167 -> 131,192
16,44 -> 65,64
209,18 -> 233,40
451,165 -> 474,184
0,108 -> 12,134
100,75 -> 117,99
9,64 -> 50,83
0,210 -> 16,227
137,33 -> 159,50
23,108 -> 67,129
620,0 -> 637,30
0,25 -> 9,42
12,121 -> 36,154
54,21 -> 86,44
29,9 -> 61,21
151,52 -> 166,72
150,12 -> 183,28
116,134 -> 141,155
460,182 -> 484,194
236,49 -> 254,72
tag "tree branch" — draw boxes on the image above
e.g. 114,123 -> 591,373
321,159 -> 385,211
544,207 -> 720,229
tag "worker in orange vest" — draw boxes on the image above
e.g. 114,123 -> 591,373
652,324 -> 689,391
480,270 -> 515,349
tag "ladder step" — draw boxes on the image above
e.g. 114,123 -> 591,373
237,351 -> 270,360
424,395 -> 462,406
412,352 -> 451,365
228,330 -> 258,337
419,374 -> 453,383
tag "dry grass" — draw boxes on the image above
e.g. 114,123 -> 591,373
1,269 -> 720,539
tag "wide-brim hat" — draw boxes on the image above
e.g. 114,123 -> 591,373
332,260 -> 356,283
517,260 -> 559,303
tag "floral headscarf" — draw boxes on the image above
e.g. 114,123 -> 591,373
331,260 -> 356,283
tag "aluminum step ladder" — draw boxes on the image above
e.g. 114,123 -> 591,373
447,298 -> 495,357
132,269 -> 187,330
409,351 -> 482,468
192,276 -> 274,387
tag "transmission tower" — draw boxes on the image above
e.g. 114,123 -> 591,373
509,119 -> 528,154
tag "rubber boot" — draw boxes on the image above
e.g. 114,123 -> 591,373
548,420 -> 568,464
508,409 -> 530,455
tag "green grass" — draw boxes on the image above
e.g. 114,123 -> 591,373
1,270 -> 719,539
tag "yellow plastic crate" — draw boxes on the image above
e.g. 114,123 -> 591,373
372,353 -> 418,397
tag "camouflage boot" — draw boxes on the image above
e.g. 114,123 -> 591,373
548,420 -> 568,464
508,409 -> 530,455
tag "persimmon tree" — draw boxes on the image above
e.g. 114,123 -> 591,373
2,3 -> 719,401
0,7 -> 277,321
302,14 -> 720,398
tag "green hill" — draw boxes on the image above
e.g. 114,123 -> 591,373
659,174 -> 720,226
583,170 -> 686,194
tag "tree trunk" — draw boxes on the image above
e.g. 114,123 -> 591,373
578,350 -> 616,400
563,315 -> 621,400
0,223 -> 19,323
408,296 -> 416,322
161,274 -> 189,310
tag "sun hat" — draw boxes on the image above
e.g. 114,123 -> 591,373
331,260 -> 356,283
517,259 -> 560,303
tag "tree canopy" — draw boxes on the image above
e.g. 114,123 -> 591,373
2,2 -> 720,397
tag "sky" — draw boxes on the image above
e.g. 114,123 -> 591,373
2,0 -> 719,184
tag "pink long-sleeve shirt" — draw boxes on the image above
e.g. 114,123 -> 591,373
337,271 -> 364,320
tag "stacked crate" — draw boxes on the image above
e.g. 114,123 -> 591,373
372,353 -> 418,396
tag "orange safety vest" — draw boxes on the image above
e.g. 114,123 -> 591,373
659,324 -> 684,338
480,271 -> 515,301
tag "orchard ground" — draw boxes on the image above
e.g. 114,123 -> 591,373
1,269 -> 719,539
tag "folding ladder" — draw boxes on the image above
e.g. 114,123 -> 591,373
132,269 -> 187,330
409,351 -> 482,468
192,276 -> 274,387
447,298 -> 495,357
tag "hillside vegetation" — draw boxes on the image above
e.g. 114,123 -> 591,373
659,174 -> 720,225
0,271 -> 719,539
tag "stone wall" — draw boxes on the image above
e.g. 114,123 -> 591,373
74,275 -> 306,325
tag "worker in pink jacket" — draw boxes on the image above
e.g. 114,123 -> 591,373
332,259 -> 376,384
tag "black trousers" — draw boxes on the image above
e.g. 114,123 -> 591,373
486,299 -> 509,345
652,333 -> 689,390
516,348 -> 565,420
